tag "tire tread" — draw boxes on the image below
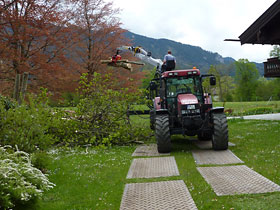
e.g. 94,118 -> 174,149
212,113 -> 228,150
155,115 -> 171,153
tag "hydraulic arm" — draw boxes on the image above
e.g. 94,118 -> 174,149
117,46 -> 163,70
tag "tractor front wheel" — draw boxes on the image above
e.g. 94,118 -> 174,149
212,113 -> 228,150
155,114 -> 171,153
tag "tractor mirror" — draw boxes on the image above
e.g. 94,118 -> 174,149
150,81 -> 157,90
210,76 -> 216,86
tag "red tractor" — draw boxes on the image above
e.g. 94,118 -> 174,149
116,46 -> 229,153
149,68 -> 228,153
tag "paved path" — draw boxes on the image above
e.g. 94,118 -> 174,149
192,149 -> 244,165
132,144 -> 170,156
228,113 -> 280,120
193,141 -> 280,196
126,156 -> 179,179
120,143 -> 280,209
120,180 -> 197,210
121,144 -> 198,210
198,165 -> 280,196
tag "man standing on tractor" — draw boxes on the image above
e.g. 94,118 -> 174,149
163,50 -> 176,71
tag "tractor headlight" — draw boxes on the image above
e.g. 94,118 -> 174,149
187,105 -> 196,109
182,110 -> 188,114
182,108 -> 200,115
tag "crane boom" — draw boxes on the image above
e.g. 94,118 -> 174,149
117,46 -> 163,70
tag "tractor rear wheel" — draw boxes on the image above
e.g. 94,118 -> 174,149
155,114 -> 171,153
212,113 -> 228,150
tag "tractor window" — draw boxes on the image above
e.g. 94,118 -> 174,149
166,76 -> 203,102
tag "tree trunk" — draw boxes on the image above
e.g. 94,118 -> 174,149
14,72 -> 29,104
13,74 -> 21,102
18,72 -> 29,104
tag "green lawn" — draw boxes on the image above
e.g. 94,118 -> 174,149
36,147 -> 135,210
31,116 -> 280,210
214,101 -> 280,115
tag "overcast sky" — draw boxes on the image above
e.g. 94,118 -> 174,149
111,0 -> 277,63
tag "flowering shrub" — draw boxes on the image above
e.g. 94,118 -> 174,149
0,146 -> 55,209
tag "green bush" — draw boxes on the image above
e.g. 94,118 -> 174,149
73,72 -> 150,146
61,92 -> 80,107
31,151 -> 51,174
49,92 -> 80,107
0,146 -> 55,209
0,93 -> 77,152
0,101 -> 54,152
0,94 -> 16,110
0,74 -> 151,151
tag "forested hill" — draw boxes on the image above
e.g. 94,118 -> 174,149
124,31 -> 264,75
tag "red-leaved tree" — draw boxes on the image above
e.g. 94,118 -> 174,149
0,0 -> 78,95
68,0 -> 127,76
0,0 -> 146,98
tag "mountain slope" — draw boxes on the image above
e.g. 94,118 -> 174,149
124,31 -> 264,75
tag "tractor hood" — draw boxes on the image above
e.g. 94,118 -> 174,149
177,94 -> 199,116
177,94 -> 198,105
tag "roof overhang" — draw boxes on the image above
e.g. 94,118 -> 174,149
238,0 -> 280,45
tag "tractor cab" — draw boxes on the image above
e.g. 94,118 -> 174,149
158,69 -> 216,113
163,70 -> 203,112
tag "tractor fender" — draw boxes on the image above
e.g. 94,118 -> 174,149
210,107 -> 224,114
209,107 -> 225,122
156,109 -> 169,115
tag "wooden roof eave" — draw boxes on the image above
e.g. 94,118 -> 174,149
239,0 -> 280,45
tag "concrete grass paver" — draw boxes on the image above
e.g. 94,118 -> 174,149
192,149 -> 243,165
132,144 -> 170,157
120,180 -> 198,210
194,140 -> 235,150
197,165 -> 280,196
127,156 -> 179,179
122,130 -> 279,209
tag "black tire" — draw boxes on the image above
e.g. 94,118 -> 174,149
198,131 -> 212,141
155,115 -> 171,153
212,113 -> 228,150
